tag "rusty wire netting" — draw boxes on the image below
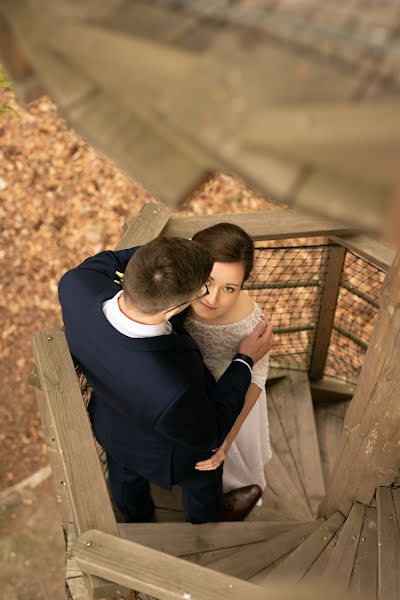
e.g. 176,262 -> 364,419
246,243 -> 385,383
326,250 -> 385,383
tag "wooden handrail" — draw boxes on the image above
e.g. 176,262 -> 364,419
163,209 -> 356,241
72,529 -> 356,600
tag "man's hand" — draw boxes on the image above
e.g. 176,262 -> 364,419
195,444 -> 228,471
238,316 -> 273,364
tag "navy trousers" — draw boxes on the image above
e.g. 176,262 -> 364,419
107,453 -> 223,524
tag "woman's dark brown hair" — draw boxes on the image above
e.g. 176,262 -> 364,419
192,223 -> 254,284
123,237 -> 213,314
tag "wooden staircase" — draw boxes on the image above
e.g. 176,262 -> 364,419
103,371 -> 397,599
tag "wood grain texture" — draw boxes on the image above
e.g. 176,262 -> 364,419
210,521 -> 321,580
330,235 -> 395,272
115,201 -> 170,249
163,210 -> 355,241
320,250 -> 400,517
32,329 -> 129,600
118,521 -> 300,557
377,487 -> 400,600
324,502 -> 366,588
72,528 -> 351,600
309,245 -> 346,380
349,506 -> 377,600
263,512 -> 345,584
267,394 -> 312,515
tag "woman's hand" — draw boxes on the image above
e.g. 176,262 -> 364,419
195,443 -> 229,471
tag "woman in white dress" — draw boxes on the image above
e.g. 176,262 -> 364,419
185,223 -> 272,496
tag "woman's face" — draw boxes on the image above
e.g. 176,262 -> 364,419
190,261 -> 245,322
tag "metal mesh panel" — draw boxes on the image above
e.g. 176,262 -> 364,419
246,243 -> 385,382
246,242 -> 331,371
325,251 -> 385,383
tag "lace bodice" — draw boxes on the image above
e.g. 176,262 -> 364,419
185,302 -> 269,390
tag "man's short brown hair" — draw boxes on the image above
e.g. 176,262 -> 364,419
122,237 -> 213,315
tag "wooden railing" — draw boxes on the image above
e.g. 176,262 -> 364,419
31,201 -> 396,600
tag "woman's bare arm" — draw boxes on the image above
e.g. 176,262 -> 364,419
195,383 -> 262,470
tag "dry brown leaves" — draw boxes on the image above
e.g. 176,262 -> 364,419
0,89 -> 277,489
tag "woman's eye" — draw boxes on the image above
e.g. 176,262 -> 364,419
224,287 -> 235,294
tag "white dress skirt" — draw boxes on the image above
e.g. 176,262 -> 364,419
185,302 -> 271,494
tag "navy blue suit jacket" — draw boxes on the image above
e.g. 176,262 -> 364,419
58,247 -> 250,489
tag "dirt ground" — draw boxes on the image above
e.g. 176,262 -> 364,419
0,88 -> 277,492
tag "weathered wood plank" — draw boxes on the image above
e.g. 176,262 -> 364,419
377,487 -> 400,600
34,388 -> 71,529
320,249 -> 400,517
323,502 -> 366,588
310,376 -> 355,403
279,372 -> 326,516
71,529 -> 278,600
115,201 -> 170,250
73,530 -> 354,600
243,102 -> 400,148
314,401 -> 347,487
330,234 -> 394,272
304,525 -> 344,579
309,245 -> 346,380
263,512 -> 345,584
262,451 -> 314,521
163,210 -> 356,241
117,521 -> 306,558
32,330 -> 129,600
267,392 -> 312,514
211,521 -> 321,580
348,506 -> 377,600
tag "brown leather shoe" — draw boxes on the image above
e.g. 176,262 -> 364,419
221,484 -> 262,521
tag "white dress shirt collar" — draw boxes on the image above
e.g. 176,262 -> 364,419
102,291 -> 172,338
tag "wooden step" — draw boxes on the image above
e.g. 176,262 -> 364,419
348,506 -> 377,600
323,502 -> 366,588
377,487 -> 400,599
269,372 -> 326,516
255,452 -> 314,522
259,512 -> 345,584
314,399 -> 349,487
118,521 -> 305,558
267,384 -> 313,516
205,520 -> 322,580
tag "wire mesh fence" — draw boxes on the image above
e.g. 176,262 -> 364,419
246,242 -> 385,383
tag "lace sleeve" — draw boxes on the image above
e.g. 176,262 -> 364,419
251,351 -> 270,390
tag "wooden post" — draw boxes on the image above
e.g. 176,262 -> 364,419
319,249 -> 400,518
309,245 -> 346,380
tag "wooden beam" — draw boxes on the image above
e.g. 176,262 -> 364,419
115,201 -> 170,249
330,234 -> 395,272
309,245 -> 346,380
163,209 -> 356,241
319,248 -> 400,517
72,529 -> 351,600
32,329 -> 129,600
243,101 -> 400,148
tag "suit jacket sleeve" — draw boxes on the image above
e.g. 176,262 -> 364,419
154,359 -> 251,451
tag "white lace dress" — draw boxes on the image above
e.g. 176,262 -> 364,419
185,302 -> 272,493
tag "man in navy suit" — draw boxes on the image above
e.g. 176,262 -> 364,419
59,236 -> 273,523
